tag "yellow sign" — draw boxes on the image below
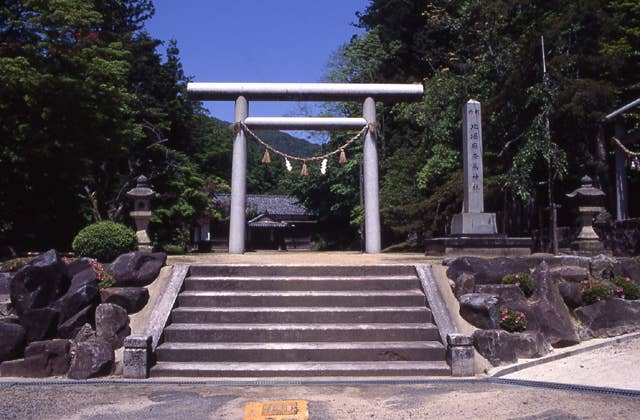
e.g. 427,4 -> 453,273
243,400 -> 309,420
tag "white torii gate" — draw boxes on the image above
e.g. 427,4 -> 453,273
187,82 -> 424,254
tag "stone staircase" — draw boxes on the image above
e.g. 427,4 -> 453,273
150,265 -> 450,377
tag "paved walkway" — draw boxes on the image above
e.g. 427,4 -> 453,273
496,334 -> 640,391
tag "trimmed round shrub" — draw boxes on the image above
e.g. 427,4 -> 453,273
72,221 -> 137,262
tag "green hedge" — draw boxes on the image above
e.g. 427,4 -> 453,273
72,221 -> 137,262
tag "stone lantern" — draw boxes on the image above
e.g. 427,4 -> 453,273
126,175 -> 155,252
566,175 -> 606,254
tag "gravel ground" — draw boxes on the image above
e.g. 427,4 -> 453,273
1,380 -> 639,420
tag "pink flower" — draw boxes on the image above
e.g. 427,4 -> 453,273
515,282 -> 521,287
515,274 -> 520,279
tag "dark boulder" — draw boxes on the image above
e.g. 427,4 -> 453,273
51,267 -> 100,324
0,322 -> 25,361
23,339 -> 71,376
446,257 -> 487,281
100,287 -> 149,314
65,258 -> 92,278
475,284 -> 525,304
620,258 -> 640,283
0,272 -> 12,294
0,359 -> 26,377
67,339 -> 114,380
458,293 -> 499,329
529,262 -> 580,347
95,303 -> 130,350
447,256 -> 535,285
589,254 -> 622,281
58,306 -> 95,339
549,256 -> 591,269
108,252 -> 166,287
474,257 -> 538,284
0,315 -> 20,325
74,323 -> 96,342
20,307 -> 60,342
550,265 -> 589,283
558,282 -> 583,309
574,298 -> 640,338
453,273 -> 475,298
0,298 -> 11,317
509,331 -> 551,359
9,250 -> 70,315
472,329 -> 517,366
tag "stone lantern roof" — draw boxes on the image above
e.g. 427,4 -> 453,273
566,175 -> 605,207
126,175 -> 155,199
566,175 -> 605,199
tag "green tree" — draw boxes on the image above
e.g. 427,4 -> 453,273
0,0 -> 140,249
317,0 -> 639,248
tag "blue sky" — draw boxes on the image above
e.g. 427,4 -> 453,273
145,1 -> 368,125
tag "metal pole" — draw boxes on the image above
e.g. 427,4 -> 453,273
229,96 -> 248,254
363,97 -> 381,253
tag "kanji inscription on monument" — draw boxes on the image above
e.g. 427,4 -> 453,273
450,99 -> 497,235
464,100 -> 483,212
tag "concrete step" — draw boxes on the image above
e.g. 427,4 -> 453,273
184,275 -> 420,291
188,265 -> 417,278
150,360 -> 452,377
170,306 -> 432,324
178,290 -> 426,307
163,323 -> 440,342
155,341 -> 445,363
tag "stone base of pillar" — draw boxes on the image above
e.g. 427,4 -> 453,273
450,213 -> 498,235
446,333 -> 475,377
123,335 -> 152,379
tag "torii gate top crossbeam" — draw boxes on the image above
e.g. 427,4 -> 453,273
187,82 -> 424,102
243,116 -> 367,130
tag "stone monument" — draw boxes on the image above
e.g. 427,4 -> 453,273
424,100 -> 532,256
450,100 -> 497,235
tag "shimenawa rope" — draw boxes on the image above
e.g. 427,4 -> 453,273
231,121 -> 375,163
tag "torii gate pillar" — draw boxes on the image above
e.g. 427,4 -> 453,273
229,96 -> 248,254
363,97 -> 381,253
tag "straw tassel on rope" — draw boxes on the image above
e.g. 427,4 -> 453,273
300,161 -> 309,176
339,148 -> 347,165
261,148 -> 271,164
